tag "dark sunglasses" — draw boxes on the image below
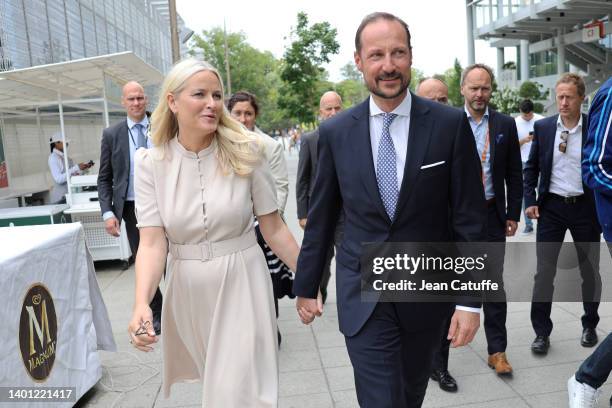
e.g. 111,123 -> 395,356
558,131 -> 569,153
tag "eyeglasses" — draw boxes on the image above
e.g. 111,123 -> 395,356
558,131 -> 569,153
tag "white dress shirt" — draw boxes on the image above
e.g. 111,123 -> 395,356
369,94 -> 411,190
369,94 -> 480,314
549,115 -> 584,197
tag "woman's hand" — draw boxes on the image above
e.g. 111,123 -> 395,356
128,304 -> 158,352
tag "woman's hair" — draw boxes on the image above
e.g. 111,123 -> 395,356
150,58 -> 261,175
227,91 -> 259,116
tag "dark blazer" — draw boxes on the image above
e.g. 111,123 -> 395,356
296,129 -> 319,219
97,119 -> 130,221
487,109 -> 523,223
524,113 -> 596,208
294,94 -> 487,336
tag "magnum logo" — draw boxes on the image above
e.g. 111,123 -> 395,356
19,283 -> 58,382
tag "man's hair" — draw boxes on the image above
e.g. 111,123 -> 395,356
355,12 -> 411,53
227,91 -> 259,116
556,73 -> 585,97
461,63 -> 495,86
416,76 -> 448,92
519,99 -> 534,114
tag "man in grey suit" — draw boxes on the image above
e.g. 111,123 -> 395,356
296,91 -> 343,303
97,81 -> 162,334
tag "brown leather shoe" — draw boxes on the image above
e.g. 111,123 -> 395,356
487,352 -> 513,375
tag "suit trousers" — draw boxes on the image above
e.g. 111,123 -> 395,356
483,203 -> 508,355
123,201 -> 163,316
431,310 -> 453,371
345,302 -> 450,408
531,195 -> 601,337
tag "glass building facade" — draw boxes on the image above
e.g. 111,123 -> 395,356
0,0 -> 183,72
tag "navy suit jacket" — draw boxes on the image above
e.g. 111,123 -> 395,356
294,94 -> 487,336
487,109 -> 523,223
523,113 -> 596,210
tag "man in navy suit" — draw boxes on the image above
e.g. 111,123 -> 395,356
294,12 -> 487,407
460,63 -> 523,376
524,73 -> 601,355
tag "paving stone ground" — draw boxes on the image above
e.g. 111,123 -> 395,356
77,149 -> 612,407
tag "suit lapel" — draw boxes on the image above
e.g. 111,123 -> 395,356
351,100 -> 390,222
544,116 -> 558,175
120,120 -> 130,174
395,95 -> 431,218
580,113 -> 588,147
488,110 -> 497,166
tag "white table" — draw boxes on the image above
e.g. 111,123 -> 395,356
0,223 -> 116,407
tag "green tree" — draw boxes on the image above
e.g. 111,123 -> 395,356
190,28 -> 282,130
278,12 -> 340,126
491,87 -> 521,114
340,62 -> 362,82
443,58 -> 464,107
408,68 -> 425,92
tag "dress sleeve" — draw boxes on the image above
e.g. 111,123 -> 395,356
251,157 -> 279,216
134,149 -> 163,227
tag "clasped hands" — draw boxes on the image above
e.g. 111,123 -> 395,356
296,292 -> 323,324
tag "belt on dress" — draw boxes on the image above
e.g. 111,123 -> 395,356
168,229 -> 257,261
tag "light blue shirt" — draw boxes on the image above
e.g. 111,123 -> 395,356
465,107 -> 494,200
102,116 -> 150,221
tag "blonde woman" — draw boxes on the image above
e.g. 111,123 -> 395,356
127,59 -> 306,407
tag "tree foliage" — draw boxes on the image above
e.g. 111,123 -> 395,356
278,12 -> 340,126
443,58 -> 464,107
190,28 -> 282,131
491,87 -> 522,114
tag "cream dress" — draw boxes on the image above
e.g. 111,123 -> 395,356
134,137 -> 279,407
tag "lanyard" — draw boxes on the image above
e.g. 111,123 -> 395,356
128,124 -> 148,148
480,127 -> 490,185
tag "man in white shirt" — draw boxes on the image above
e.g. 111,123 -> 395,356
47,132 -> 92,204
515,99 -> 544,234
524,73 -> 601,355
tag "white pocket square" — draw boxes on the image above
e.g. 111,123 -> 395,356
420,161 -> 445,169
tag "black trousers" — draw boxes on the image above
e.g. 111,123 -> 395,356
432,203 -> 507,369
345,302 -> 451,408
122,201 -> 163,316
531,194 -> 601,337
483,203 -> 508,355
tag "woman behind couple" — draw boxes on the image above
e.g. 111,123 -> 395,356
127,58 -> 308,407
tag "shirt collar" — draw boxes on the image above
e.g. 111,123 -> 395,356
556,114 -> 582,133
464,106 -> 489,123
127,115 -> 149,130
369,92 -> 412,118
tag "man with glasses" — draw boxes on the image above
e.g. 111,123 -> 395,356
524,73 -> 601,355
98,81 -> 163,334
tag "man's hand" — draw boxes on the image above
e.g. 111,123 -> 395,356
506,220 -> 518,237
78,162 -> 89,170
519,134 -> 533,145
525,205 -> 539,219
296,295 -> 323,324
447,309 -> 480,348
105,217 -> 120,237
298,218 -> 307,230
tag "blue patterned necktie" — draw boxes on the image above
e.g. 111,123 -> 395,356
135,124 -> 147,149
376,113 -> 399,221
